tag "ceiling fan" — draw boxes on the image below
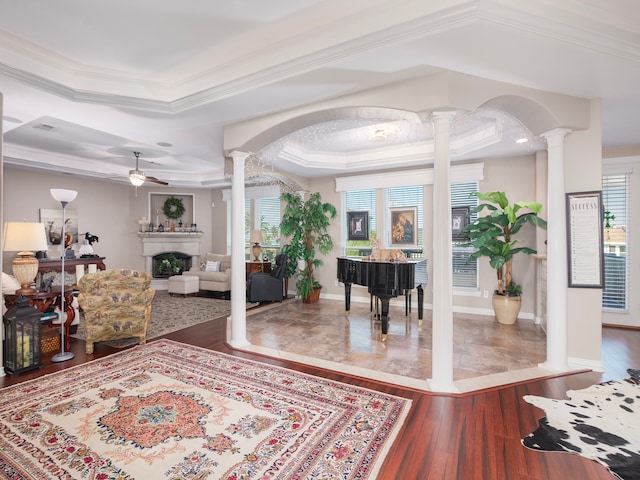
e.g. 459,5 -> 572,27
129,151 -> 169,186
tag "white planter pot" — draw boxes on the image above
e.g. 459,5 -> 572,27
492,293 -> 521,325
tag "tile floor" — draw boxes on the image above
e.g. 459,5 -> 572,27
240,297 -> 558,393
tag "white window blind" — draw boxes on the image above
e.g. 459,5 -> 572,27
344,189 -> 376,255
256,197 -> 281,248
451,181 -> 479,289
602,174 -> 628,310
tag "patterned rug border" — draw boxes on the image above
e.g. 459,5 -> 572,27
0,339 -> 412,479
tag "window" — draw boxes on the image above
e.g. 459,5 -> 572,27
602,174 -> 628,310
344,189 -> 377,256
243,188 -> 282,261
256,196 -> 281,258
451,181 -> 479,289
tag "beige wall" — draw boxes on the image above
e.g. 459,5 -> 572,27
2,166 -> 217,274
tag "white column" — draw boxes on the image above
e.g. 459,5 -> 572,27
539,128 -> 571,371
429,111 -> 457,393
228,151 -> 250,348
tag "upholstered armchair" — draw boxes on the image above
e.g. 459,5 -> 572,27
78,269 -> 155,354
246,253 -> 288,303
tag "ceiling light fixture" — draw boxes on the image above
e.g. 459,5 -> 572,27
129,151 -> 146,186
515,137 -> 529,144
369,129 -> 387,142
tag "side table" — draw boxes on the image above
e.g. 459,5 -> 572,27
4,286 -> 75,352
246,261 -> 272,278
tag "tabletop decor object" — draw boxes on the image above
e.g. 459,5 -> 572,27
2,222 -> 48,294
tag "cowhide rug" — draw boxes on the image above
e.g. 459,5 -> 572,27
522,368 -> 640,480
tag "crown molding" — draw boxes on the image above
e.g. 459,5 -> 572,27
1,1 -> 637,113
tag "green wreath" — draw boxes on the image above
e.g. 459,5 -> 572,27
163,197 -> 185,219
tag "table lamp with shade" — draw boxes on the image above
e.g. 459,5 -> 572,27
2,221 -> 49,294
250,229 -> 263,261
50,188 -> 77,363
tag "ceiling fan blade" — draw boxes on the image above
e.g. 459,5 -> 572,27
146,176 -> 169,186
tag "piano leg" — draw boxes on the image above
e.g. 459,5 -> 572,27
379,295 -> 392,341
405,289 -> 412,316
417,284 -> 424,322
344,282 -> 352,316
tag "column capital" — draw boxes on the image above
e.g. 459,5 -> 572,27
229,150 -> 250,161
540,128 -> 572,141
430,110 -> 458,125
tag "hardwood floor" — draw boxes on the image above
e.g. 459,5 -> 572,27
1,309 -> 637,479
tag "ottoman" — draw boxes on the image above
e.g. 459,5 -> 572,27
168,275 -> 199,297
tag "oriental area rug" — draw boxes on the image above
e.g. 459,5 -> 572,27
522,368 -> 640,480
0,339 -> 411,479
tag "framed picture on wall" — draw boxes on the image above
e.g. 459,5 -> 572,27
566,191 -> 604,288
347,211 -> 369,241
451,207 -> 470,240
39,208 -> 79,246
390,207 -> 417,247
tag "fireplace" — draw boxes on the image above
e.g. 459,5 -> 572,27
152,251 -> 193,278
137,232 -> 203,289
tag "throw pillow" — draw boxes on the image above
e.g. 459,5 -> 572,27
200,262 -> 206,271
2,272 -> 21,295
205,260 -> 220,272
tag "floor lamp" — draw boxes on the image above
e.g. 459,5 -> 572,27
50,188 -> 78,363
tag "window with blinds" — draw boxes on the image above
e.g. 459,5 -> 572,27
602,174 -> 628,310
344,189 -> 377,256
342,182 -> 478,288
451,182 -> 479,289
245,196 -> 281,260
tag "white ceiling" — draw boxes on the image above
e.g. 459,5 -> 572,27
1,0 -> 639,188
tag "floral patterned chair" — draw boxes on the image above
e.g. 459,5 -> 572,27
78,269 -> 155,354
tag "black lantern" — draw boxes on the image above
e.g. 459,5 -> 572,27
3,295 -> 42,374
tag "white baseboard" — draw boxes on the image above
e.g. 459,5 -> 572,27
568,356 -> 604,372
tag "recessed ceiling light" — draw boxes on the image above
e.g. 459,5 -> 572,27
369,129 -> 387,142
157,142 -> 172,147
515,137 -> 528,144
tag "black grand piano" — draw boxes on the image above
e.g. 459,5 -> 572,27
337,257 -> 428,339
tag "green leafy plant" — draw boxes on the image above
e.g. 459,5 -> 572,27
157,254 -> 183,275
464,191 -> 547,295
280,192 -> 337,300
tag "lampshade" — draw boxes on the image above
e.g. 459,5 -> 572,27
250,229 -> 264,244
129,170 -> 146,186
2,222 -> 49,294
50,188 -> 78,204
3,222 -> 48,253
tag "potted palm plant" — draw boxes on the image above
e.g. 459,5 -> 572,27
464,191 -> 547,324
280,192 -> 337,303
